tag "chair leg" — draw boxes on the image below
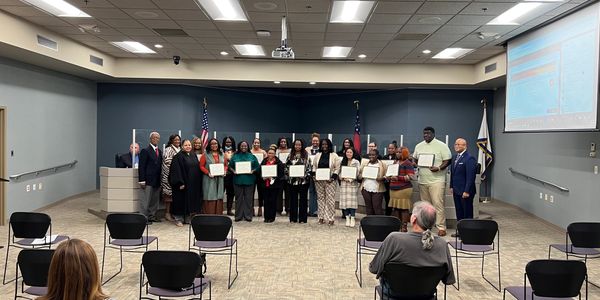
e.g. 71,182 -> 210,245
227,243 -> 239,289
453,248 -> 460,291
3,244 -> 10,285
102,246 -> 124,285
481,251 -> 501,292
101,245 -> 106,284
355,245 -> 363,287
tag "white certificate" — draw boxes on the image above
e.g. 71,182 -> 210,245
289,165 -> 305,178
315,168 -> 331,181
278,152 -> 290,162
209,163 -> 225,176
253,153 -> 264,163
385,164 -> 399,177
382,160 -> 394,166
417,153 -> 435,168
362,166 -> 379,179
261,165 -> 277,178
340,166 -> 357,179
236,161 -> 252,174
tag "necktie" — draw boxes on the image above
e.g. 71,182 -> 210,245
155,148 -> 159,158
454,154 -> 461,166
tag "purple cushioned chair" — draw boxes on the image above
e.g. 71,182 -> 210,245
14,249 -> 54,300
101,213 -> 158,285
355,215 -> 401,287
448,219 -> 501,292
188,215 -> 238,289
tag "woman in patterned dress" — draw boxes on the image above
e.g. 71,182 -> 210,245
161,134 -> 180,222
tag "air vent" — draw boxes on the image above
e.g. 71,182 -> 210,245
36,35 -> 58,51
394,33 -> 429,41
152,28 -> 189,37
485,63 -> 497,73
90,55 -> 103,66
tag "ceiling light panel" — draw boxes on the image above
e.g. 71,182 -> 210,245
432,48 -> 473,59
110,41 -> 156,54
322,46 -> 353,58
233,44 -> 265,56
330,1 -> 375,24
487,3 -> 543,25
195,0 -> 248,21
21,0 -> 91,17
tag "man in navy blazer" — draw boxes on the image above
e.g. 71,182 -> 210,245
450,138 -> 477,237
138,132 -> 162,223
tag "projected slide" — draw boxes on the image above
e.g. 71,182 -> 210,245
506,3 -> 599,131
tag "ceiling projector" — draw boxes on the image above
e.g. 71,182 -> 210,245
272,16 -> 294,59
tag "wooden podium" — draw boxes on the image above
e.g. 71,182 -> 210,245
99,167 -> 142,213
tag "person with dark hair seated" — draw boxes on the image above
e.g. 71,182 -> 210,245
116,143 -> 140,168
369,201 -> 455,298
38,239 -> 110,300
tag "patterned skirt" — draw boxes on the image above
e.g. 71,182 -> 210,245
338,180 -> 359,209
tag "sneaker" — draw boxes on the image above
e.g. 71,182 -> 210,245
350,217 -> 355,228
175,221 -> 183,227
438,230 -> 447,237
345,216 -> 350,227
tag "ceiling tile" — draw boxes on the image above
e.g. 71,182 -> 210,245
189,54 -> 216,59
195,37 -> 229,44
326,24 -> 365,33
359,33 -> 395,41
325,32 -> 361,40
163,36 -> 198,44
251,22 -> 282,32
544,3 -> 580,16
292,32 -> 325,40
247,12 -> 284,22
118,28 -> 158,36
110,0 -> 157,9
453,59 -> 481,64
227,37 -> 260,44
436,25 -> 479,34
46,26 -> 84,35
427,32 -> 466,41
374,2 -> 424,14
241,0 -> 286,12
186,30 -> 224,38
287,13 -> 328,23
153,0 -> 200,10
26,16 -> 71,26
418,40 -> 455,48
0,5 -> 50,17
163,9 -> 208,21
287,39 -> 325,46
138,19 -> 181,29
460,2 -> 517,15
386,40 -> 423,49
288,23 -> 326,32
356,40 -> 389,47
175,20 -> 217,30
363,24 -> 401,34
321,40 -> 356,47
66,34 -> 106,42
127,36 -> 167,43
399,24 -> 440,34
122,9 -> 171,19
84,8 -> 132,19
98,34 -> 132,42
70,0 -> 114,8
401,58 -> 427,63
447,15 -> 495,26
406,14 -> 453,25
215,22 -> 255,31
416,2 -> 470,15
372,57 -> 400,63
220,31 -> 257,38
101,18 -> 144,28
204,44 -> 234,51
477,24 -> 518,35
286,0 -> 331,13
368,14 -> 411,25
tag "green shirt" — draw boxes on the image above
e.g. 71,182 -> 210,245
229,152 -> 260,186
413,138 -> 451,184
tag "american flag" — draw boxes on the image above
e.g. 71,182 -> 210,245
353,100 -> 361,154
200,98 -> 209,150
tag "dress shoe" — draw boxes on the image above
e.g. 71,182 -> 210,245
328,220 -> 335,226
438,230 -> 447,237
148,216 -> 161,223
318,219 -> 324,224
257,207 -> 263,217
227,210 -> 234,216
234,218 -> 242,222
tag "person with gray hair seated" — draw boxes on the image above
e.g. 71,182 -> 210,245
369,201 -> 455,298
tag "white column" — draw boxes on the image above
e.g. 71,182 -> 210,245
255,132 -> 260,139
367,134 -> 371,145
292,132 -> 295,141
213,131 -> 217,139
445,135 -> 449,145
328,133 -> 333,140
132,129 -> 136,158
178,130 -> 181,137
400,134 -> 404,147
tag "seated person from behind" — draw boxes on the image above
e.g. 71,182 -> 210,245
116,143 -> 140,168
369,201 -> 455,297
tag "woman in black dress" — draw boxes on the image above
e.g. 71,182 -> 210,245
169,139 -> 203,227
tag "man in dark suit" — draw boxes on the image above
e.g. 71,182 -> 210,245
116,143 -> 140,168
139,132 -> 162,223
450,138 -> 477,238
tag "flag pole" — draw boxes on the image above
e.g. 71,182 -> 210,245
480,98 -> 490,203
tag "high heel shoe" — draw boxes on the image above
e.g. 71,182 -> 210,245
328,220 -> 335,226
318,219 -> 324,224
257,207 -> 263,217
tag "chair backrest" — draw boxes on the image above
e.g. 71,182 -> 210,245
191,215 -> 232,242
526,259 -> 586,298
106,213 -> 147,240
382,262 -> 447,298
10,212 -> 51,239
17,249 -> 55,287
360,216 -> 401,242
567,222 -> 600,248
457,219 -> 498,245
142,251 -> 200,290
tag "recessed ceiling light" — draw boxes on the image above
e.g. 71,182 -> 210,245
274,81 -> 281,84
256,30 -> 271,37
110,41 -> 156,54
254,2 -> 278,10
422,49 -> 431,54
432,48 -> 474,59
233,44 -> 265,56
487,3 -> 542,25
220,51 -> 229,56
322,46 -> 352,58
330,1 -> 375,23
134,11 -> 159,18
195,0 -> 248,21
418,16 -> 442,24
358,54 -> 367,59
309,82 -> 317,85
21,0 -> 91,17
154,44 -> 163,49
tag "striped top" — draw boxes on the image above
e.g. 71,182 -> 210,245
389,159 -> 415,190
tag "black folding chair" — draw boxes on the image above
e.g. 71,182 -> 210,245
140,250 -> 211,300
374,263 -> 449,300
101,213 -> 158,285
3,212 -> 68,285
188,215 -> 238,289
14,249 -> 54,300
447,219 -> 501,292
355,216 -> 401,287
503,259 -> 587,300
548,222 -> 600,287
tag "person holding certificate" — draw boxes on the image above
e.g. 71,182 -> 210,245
222,136 -> 236,216
275,137 -> 292,215
260,148 -> 285,223
169,140 -> 203,227
312,138 -> 340,225
337,138 -> 362,161
229,141 -> 260,222
200,138 -> 227,215
413,126 -> 452,237
382,142 -> 398,216
251,138 -> 268,217
339,148 -> 360,227
359,149 -> 388,215
387,147 -> 416,232
286,139 -> 311,223
161,134 -> 181,222
305,133 -> 321,217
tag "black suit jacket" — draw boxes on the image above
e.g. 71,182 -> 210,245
116,153 -> 135,168
139,145 -> 162,187
450,151 -> 477,195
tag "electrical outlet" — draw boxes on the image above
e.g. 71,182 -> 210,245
539,192 -> 543,199
594,166 -> 598,175
549,195 -> 554,203
32,184 -> 36,191
38,183 -> 43,190
544,194 -> 548,201
26,185 -> 30,192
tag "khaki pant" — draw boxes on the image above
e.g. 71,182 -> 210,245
419,182 -> 446,230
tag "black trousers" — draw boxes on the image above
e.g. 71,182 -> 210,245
225,173 -> 235,211
384,183 -> 392,216
264,186 -> 280,221
289,184 -> 309,223
277,182 -> 290,213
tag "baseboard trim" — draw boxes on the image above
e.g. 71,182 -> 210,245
490,197 -> 566,233
34,190 -> 98,213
